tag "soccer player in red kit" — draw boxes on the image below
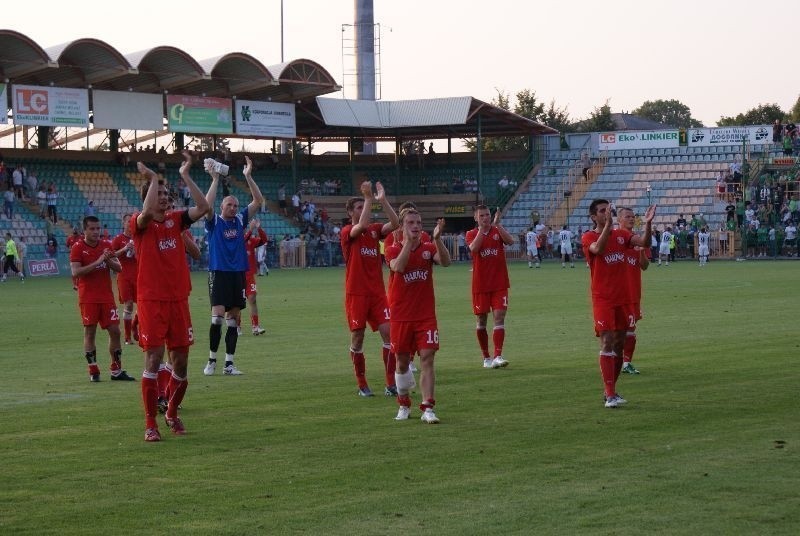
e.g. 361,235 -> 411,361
242,218 -> 268,335
66,227 -> 83,291
340,181 -> 399,397
70,215 -> 135,382
467,205 -> 514,369
582,199 -> 655,408
618,207 -> 649,375
111,214 -> 138,345
133,155 -> 209,441
386,210 -> 450,423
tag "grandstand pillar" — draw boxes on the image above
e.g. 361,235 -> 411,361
477,114 -> 483,202
110,129 -> 119,152
291,139 -> 298,193
175,132 -> 184,152
37,126 -> 50,151
394,137 -> 401,193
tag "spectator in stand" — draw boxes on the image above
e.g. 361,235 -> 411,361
12,166 -> 24,200
581,151 -> 591,180
46,183 -> 59,223
783,135 -> 793,156
773,119 -> 783,144
675,214 -> 687,229
277,184 -> 287,216
36,186 -> 47,218
3,185 -> 14,219
46,235 -> 58,258
784,221 -> 797,256
84,200 -> 96,217
291,191 -> 300,219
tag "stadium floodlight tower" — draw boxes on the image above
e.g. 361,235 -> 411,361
355,0 -> 377,154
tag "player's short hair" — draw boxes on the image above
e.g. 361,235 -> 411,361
140,178 -> 166,201
617,206 -> 634,215
82,215 -> 100,229
345,197 -> 363,213
399,207 -> 419,222
589,199 -> 609,215
397,201 -> 417,212
474,204 -> 489,213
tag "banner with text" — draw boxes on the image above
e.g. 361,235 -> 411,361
0,83 -> 7,125
687,125 -> 771,147
12,84 -> 89,127
235,100 -> 296,138
598,130 -> 679,150
167,95 -> 232,134
93,90 -> 164,131
27,258 -> 60,277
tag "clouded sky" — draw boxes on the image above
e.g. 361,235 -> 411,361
4,0 -> 798,127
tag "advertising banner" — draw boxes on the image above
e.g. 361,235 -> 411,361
93,90 -> 164,130
167,95 -> 232,134
27,258 -> 59,277
687,125 -> 771,147
598,130 -> 679,151
12,84 -> 89,127
235,100 -> 296,138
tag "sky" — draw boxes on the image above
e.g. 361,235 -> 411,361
3,0 -> 799,130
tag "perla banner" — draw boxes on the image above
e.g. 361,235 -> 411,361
687,125 -> 771,147
235,100 -> 296,138
598,130 -> 679,150
12,84 -> 89,127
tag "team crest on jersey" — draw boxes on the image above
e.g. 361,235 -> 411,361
370,230 -> 377,239
422,250 -> 432,260
165,219 -> 175,229
493,233 -> 499,241
616,236 -> 624,244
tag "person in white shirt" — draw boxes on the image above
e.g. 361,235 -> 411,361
525,227 -> 539,268
697,227 -> 710,266
558,225 -> 574,268
784,223 -> 797,256
658,226 -> 673,266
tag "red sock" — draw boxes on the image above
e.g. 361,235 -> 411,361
419,398 -> 436,411
398,394 -> 411,407
132,314 -> 139,341
614,353 -> 624,382
141,374 -> 158,429
351,350 -> 367,388
623,333 -> 636,363
598,352 -> 616,398
476,328 -> 490,358
382,345 -> 396,386
492,326 -> 505,357
252,314 -> 259,327
88,363 -> 100,377
157,364 -> 171,399
124,318 -> 132,341
166,374 -> 188,420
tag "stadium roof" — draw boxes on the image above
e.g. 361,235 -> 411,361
0,29 -> 556,141
0,29 -> 340,105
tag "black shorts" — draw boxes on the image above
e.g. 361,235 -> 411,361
279,200 -> 287,208
208,270 -> 247,311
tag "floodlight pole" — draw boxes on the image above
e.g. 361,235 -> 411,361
280,0 -> 285,63
646,184 -> 651,205
564,191 -> 571,227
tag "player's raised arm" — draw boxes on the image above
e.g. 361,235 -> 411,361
494,207 -> 515,245
375,182 -> 399,236
136,162 -> 160,229
243,155 -> 264,220
432,218 -> 451,267
588,204 -> 614,255
349,181 -> 374,238
630,204 -> 656,248
179,152 -> 210,222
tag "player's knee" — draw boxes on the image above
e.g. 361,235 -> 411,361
211,315 -> 224,325
226,317 -> 237,328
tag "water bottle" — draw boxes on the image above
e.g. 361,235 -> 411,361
204,158 -> 229,176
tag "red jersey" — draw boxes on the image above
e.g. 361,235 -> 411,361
66,233 -> 82,250
466,226 -> 510,293
70,238 -> 116,304
625,246 -> 644,304
340,223 -> 386,296
111,232 -> 138,282
131,210 -> 192,301
582,228 -> 634,305
244,228 -> 267,276
385,241 -> 438,322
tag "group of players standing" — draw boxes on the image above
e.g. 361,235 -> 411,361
340,182 -> 514,424
70,153 -> 265,441
70,155 -> 655,441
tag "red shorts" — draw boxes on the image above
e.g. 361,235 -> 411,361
472,289 -> 509,315
79,302 -> 119,329
633,303 -> 642,321
592,302 -> 636,333
117,276 -> 137,304
390,319 -> 439,355
245,273 -> 257,298
137,299 -> 194,351
345,293 -> 389,332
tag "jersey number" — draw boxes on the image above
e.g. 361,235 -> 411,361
425,330 -> 439,344
384,308 -> 390,320
188,327 -> 194,342
110,308 -> 119,321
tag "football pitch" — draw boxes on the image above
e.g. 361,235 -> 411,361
1,260 -> 797,535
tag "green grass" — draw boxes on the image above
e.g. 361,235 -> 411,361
1,260 -> 798,535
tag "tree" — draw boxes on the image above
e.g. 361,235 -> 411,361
574,100 -> 616,133
790,95 -> 800,123
542,99 -> 573,133
464,89 -> 534,152
717,103 -> 786,126
632,99 -> 703,128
